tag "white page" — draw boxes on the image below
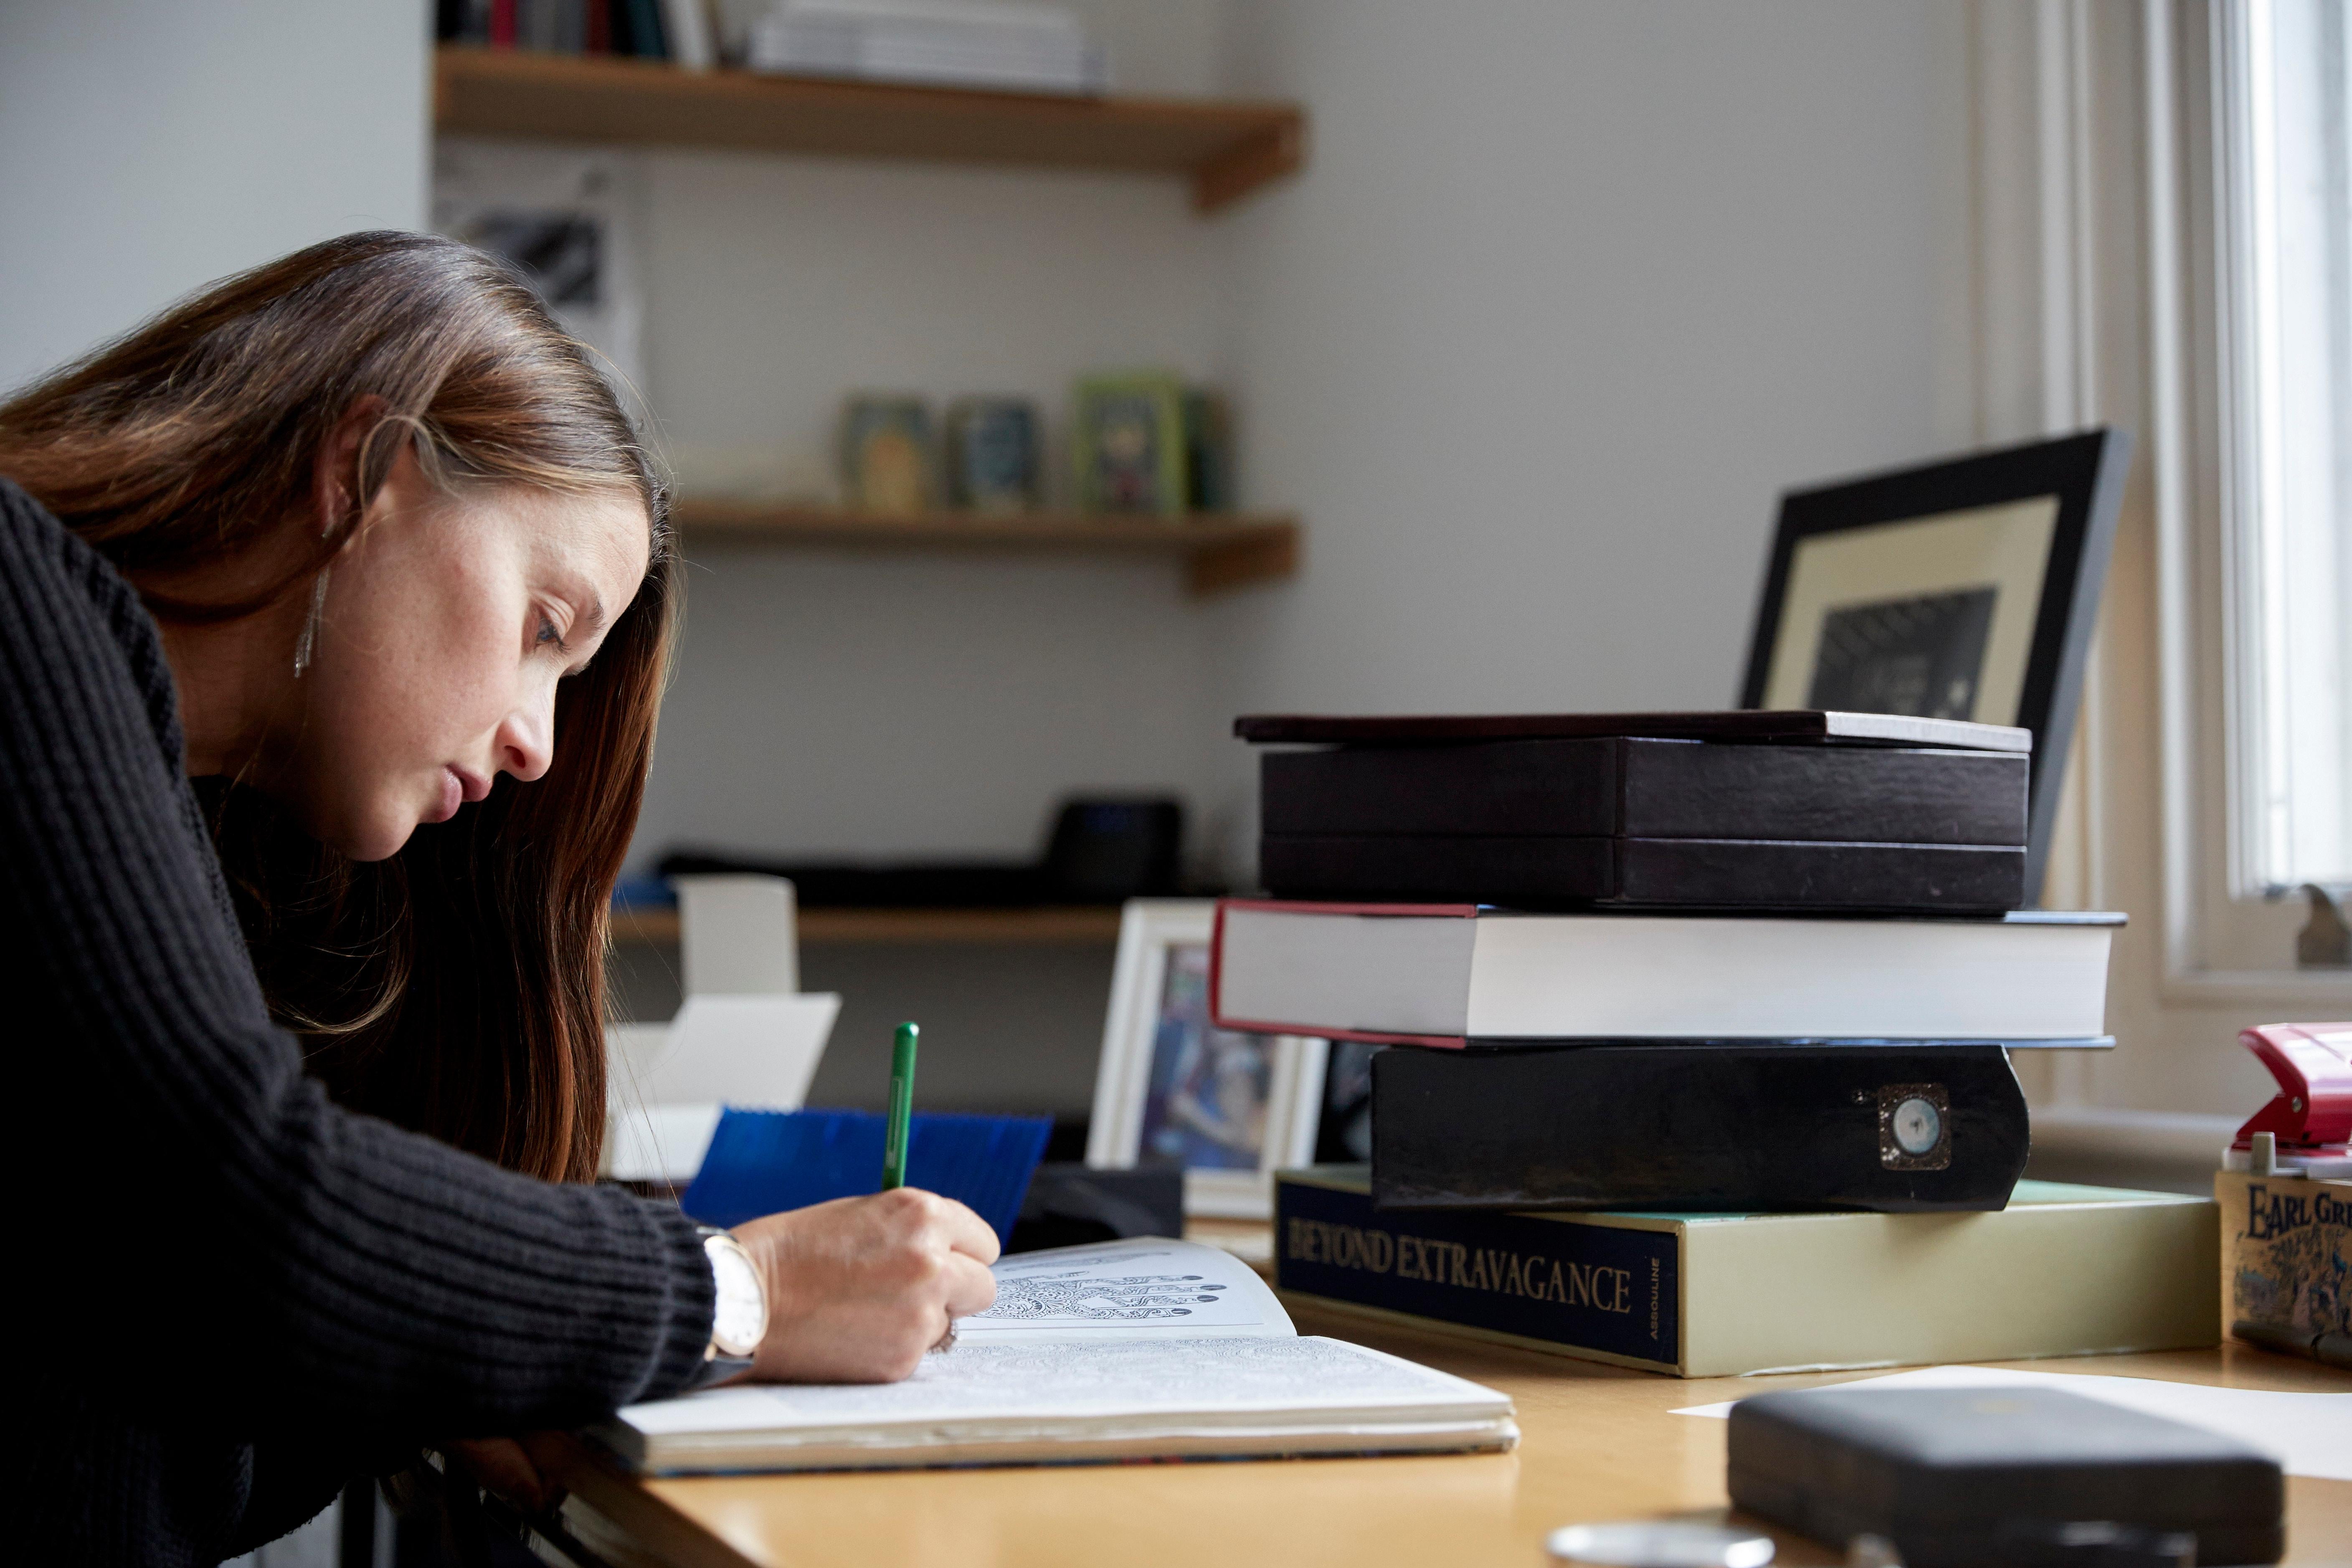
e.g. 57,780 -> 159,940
602,1102 -> 724,1183
602,996 -> 840,1181
649,993 -> 838,1106
1674,1364 -> 2352,1481
958,1236 -> 1294,1343
619,1335 -> 1503,1441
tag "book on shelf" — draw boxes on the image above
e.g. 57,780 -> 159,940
441,0 -> 707,65
748,1 -> 1108,94
1274,1167 -> 2220,1378
595,1237 -> 1515,1474
1209,899 -> 2120,1047
1368,1042 -> 2031,1213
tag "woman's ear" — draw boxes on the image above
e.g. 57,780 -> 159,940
310,395 -> 393,542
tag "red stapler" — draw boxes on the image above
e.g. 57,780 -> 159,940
2223,1022 -> 2352,1178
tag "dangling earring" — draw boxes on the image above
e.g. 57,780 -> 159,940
295,489 -> 349,679
292,568 -> 331,678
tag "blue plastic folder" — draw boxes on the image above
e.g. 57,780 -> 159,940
680,1108 -> 1053,1242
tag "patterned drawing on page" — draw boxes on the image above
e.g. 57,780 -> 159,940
981,1273 -> 1232,1322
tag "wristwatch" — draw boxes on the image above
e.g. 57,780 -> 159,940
687,1226 -> 767,1391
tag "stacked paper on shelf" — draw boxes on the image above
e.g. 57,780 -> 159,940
748,0 -> 1109,94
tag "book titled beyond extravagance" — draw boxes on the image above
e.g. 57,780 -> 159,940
1274,1167 -> 2218,1377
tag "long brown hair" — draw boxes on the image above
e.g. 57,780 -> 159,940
0,231 -> 674,1183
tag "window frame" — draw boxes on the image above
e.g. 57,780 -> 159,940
2162,0 -> 2352,982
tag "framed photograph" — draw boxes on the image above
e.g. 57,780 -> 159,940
1183,388 -> 1234,513
1072,373 -> 1186,517
1087,899 -> 1328,1219
1739,429 -> 2132,898
840,395 -> 935,514
944,395 -> 1040,514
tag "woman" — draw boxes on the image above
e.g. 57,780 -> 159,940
0,231 -> 998,1565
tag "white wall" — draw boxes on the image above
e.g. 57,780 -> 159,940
0,2 -> 429,394
1200,1 -> 1960,826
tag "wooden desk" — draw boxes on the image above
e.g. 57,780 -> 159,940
547,1306 -> 2350,1568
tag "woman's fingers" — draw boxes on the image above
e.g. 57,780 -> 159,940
941,1250 -> 998,1320
728,1187 -> 1004,1383
934,1193 -> 1003,1265
446,1436 -> 553,1514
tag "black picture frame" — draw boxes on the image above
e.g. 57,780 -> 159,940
1739,429 -> 2133,902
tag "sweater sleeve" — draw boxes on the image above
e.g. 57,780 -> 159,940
0,485 -> 715,1441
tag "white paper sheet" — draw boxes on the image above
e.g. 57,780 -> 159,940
602,1102 -> 725,1184
1674,1363 -> 2352,1481
961,1236 -> 1295,1343
602,994 -> 840,1181
649,993 -> 838,1105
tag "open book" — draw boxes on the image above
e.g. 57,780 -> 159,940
595,1237 -> 1518,1475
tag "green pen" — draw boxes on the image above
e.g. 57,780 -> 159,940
882,1022 -> 918,1190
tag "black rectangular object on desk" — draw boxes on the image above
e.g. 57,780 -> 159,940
1259,834 -> 2025,912
1261,739 -> 2026,844
1007,1164 -> 1185,1254
1371,1043 -> 2029,1212
1727,1385 -> 2284,1567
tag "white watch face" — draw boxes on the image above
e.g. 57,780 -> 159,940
705,1235 -> 768,1357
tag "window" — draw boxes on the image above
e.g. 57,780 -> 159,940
2215,0 -> 2352,897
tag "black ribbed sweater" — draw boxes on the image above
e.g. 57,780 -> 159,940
0,479 -> 715,1565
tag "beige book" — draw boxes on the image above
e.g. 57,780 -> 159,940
1277,1166 -> 2220,1377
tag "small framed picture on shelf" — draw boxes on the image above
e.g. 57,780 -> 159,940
1183,388 -> 1234,513
1072,373 -> 1186,517
1086,899 -> 1328,1219
944,395 -> 1040,513
839,395 -> 935,514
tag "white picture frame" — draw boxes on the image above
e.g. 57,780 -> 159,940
1085,899 -> 1328,1220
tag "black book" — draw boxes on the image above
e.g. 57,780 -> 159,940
1369,1042 -> 2030,1212
1260,738 -> 2026,844
1259,835 -> 2024,912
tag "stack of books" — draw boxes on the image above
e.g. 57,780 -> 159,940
1214,710 -> 2216,1373
748,0 -> 1108,94
438,0 -> 716,66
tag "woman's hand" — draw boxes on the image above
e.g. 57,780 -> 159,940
446,1432 -> 571,1515
730,1187 -> 1000,1383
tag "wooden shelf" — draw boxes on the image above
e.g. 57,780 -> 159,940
613,904 -> 1123,946
673,499 -> 1300,595
434,46 -> 1305,213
